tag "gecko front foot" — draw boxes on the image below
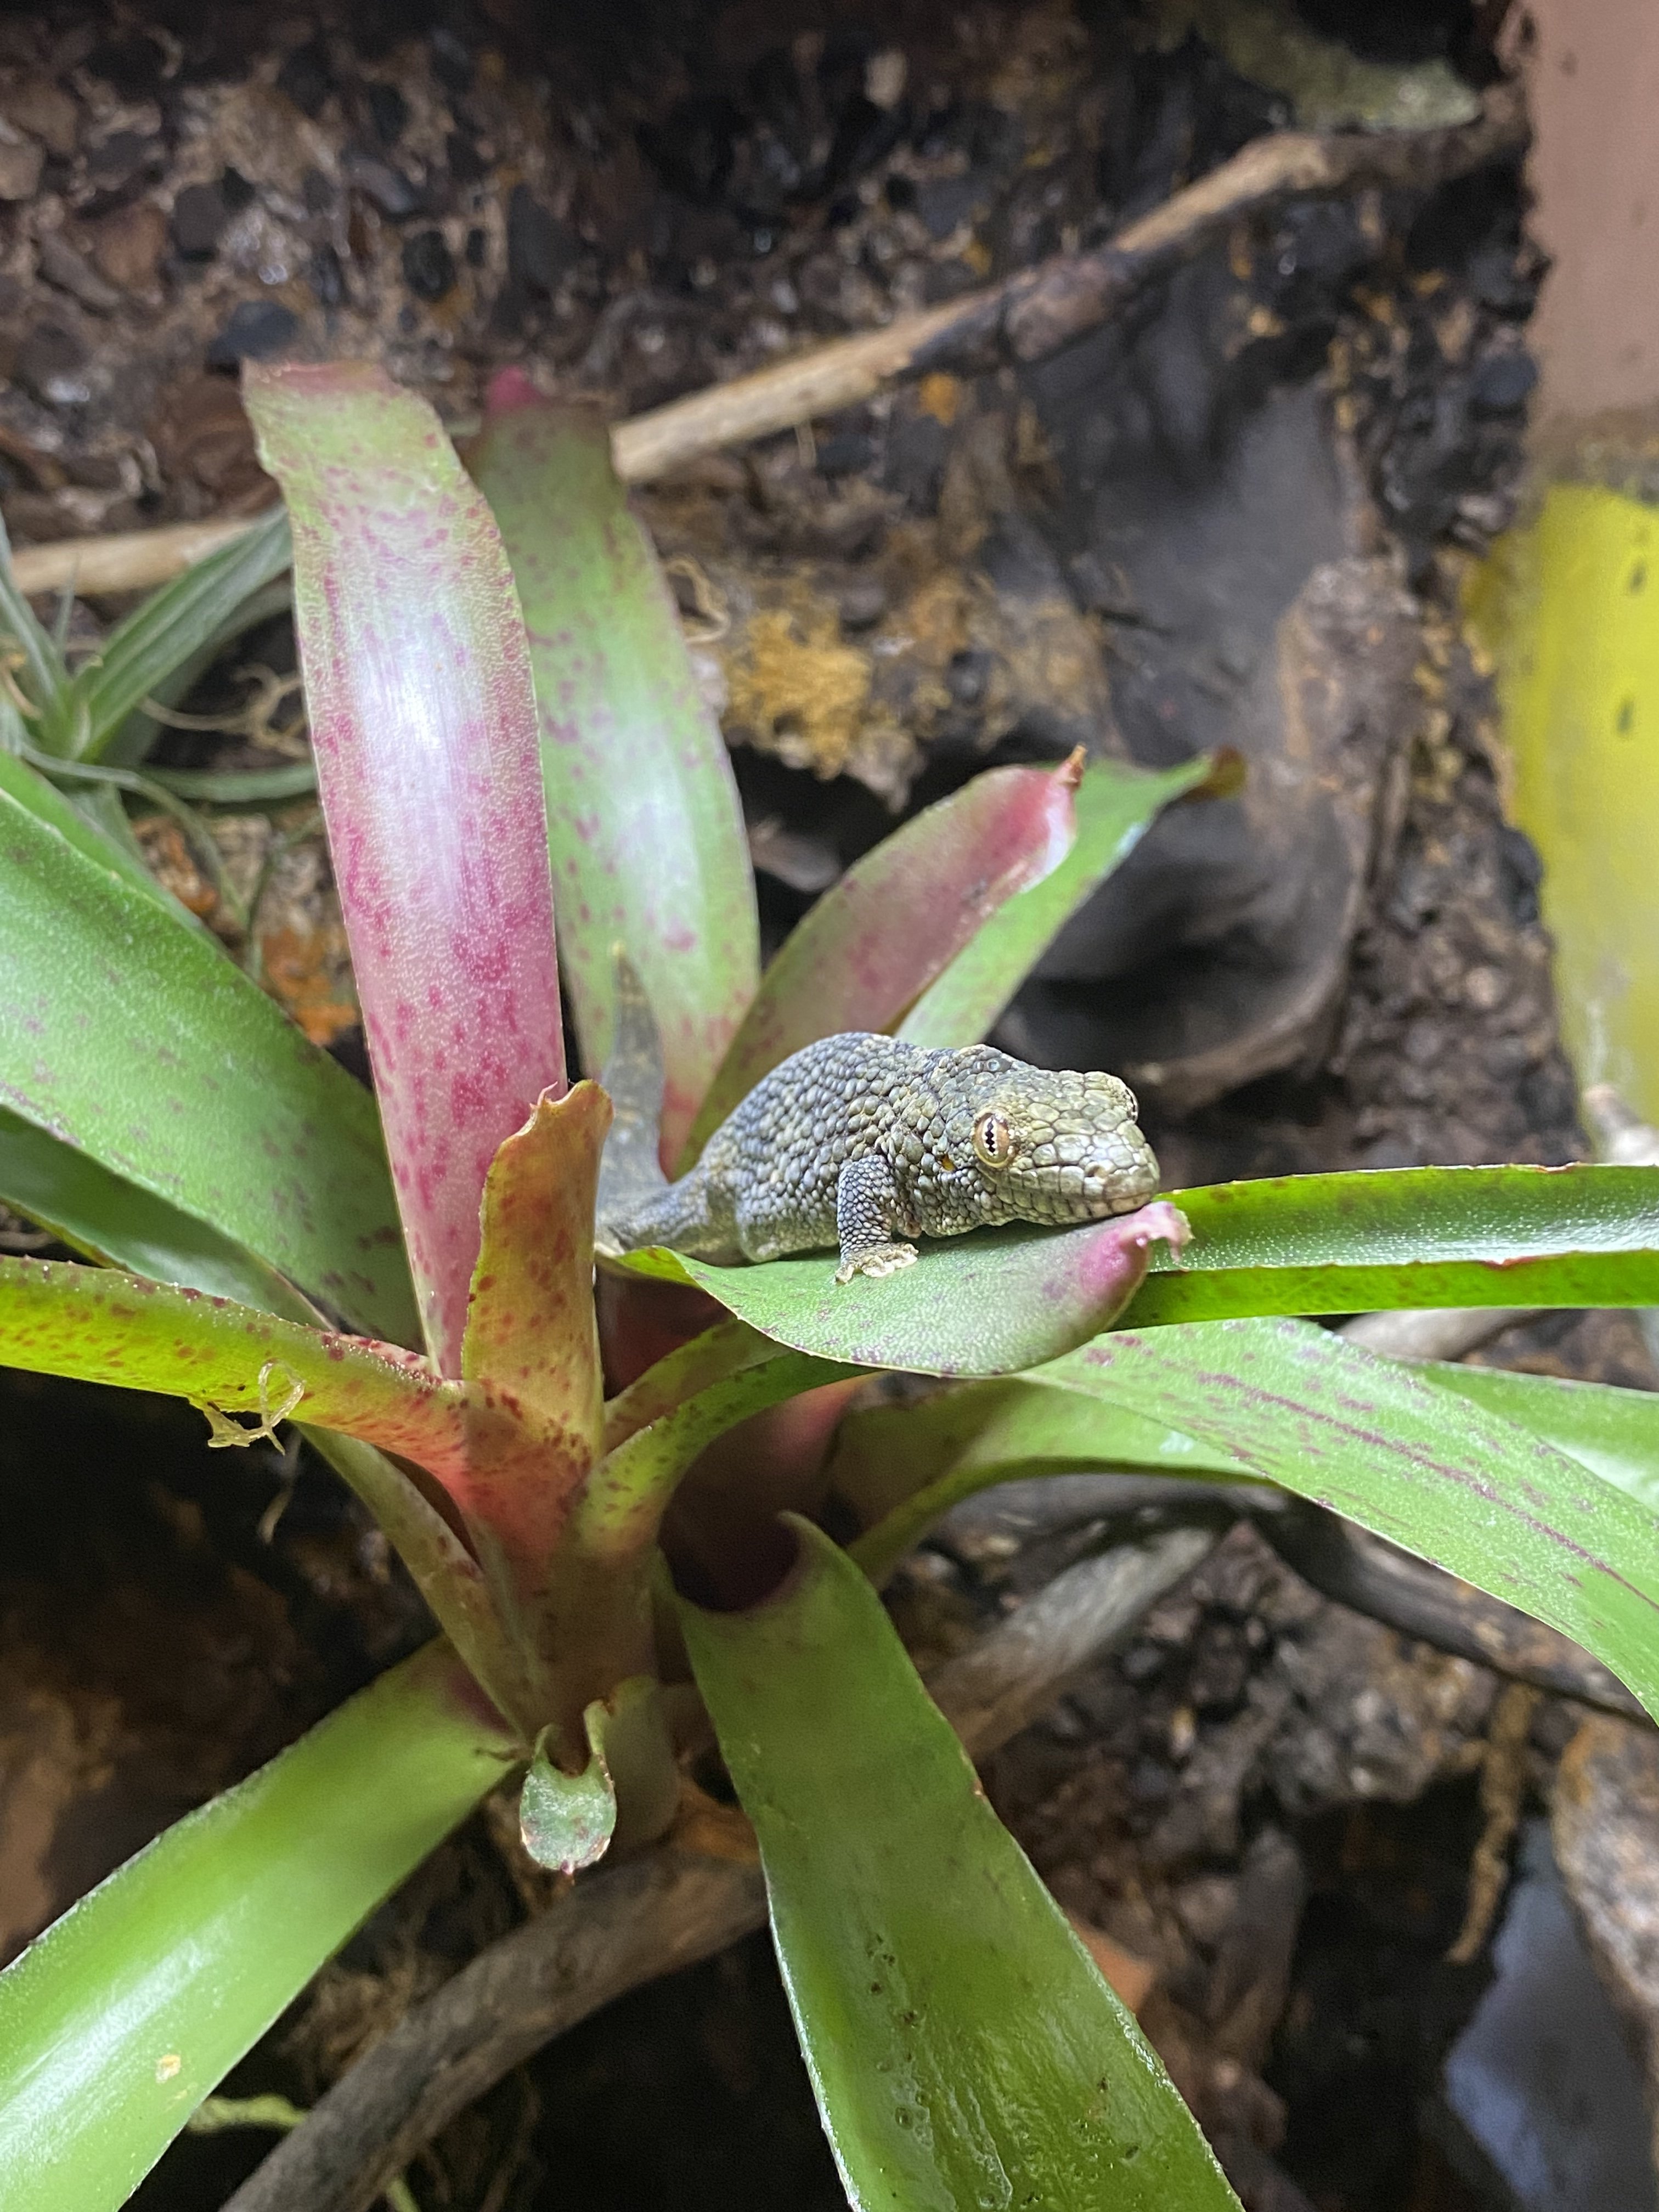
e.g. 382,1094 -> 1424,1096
834,1240 -> 918,1285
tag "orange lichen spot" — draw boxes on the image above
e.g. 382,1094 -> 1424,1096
917,373 -> 963,427
133,816 -> 219,920
259,921 -> 359,1047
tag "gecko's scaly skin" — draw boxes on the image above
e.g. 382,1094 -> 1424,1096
601,1032 -> 1159,1283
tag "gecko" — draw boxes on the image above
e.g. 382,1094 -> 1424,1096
597,1028 -> 1160,1284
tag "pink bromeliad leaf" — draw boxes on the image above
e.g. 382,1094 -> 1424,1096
683,756 -> 1081,1160
245,362 -> 565,1373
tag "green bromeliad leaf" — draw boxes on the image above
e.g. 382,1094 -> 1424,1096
828,1347 -> 1659,1586
817,1324 -> 1659,1709
611,1201 -> 1187,1378
680,1519 -> 1243,2212
0,728 -> 416,1341
615,1165 -> 1659,1375
1120,1164 -> 1659,1325
1046,1319 -> 1659,1717
0,1104 -> 319,1318
468,382 -> 759,1166
1415,1358 -> 1659,1514
0,1639 -> 517,2212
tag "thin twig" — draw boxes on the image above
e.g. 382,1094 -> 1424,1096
10,89 -> 1523,605
221,1526 -> 1216,2212
11,513 -> 259,601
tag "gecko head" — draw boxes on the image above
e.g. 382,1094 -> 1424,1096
941,1048 -> 1159,1225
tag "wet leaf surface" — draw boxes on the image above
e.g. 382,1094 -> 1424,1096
681,1520 -> 1244,2212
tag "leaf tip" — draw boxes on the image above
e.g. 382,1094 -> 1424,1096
484,365 -> 544,419
1131,1200 -> 1192,1259
519,1714 -> 617,1874
1188,745 -> 1247,803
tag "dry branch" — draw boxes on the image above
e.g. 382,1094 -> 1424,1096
1260,1504 -> 1647,1719
10,88 -> 1523,603
937,1469 -> 1649,1721
1337,1306 -> 1536,1360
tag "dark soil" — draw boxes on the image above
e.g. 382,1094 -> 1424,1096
0,3 -> 1647,2210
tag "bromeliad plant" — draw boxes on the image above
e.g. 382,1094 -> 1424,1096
1,361 -> 1658,2212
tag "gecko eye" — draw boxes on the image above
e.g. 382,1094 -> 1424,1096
972,1111 -> 1013,1169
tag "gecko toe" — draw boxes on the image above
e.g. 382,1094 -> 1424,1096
835,1242 -> 919,1283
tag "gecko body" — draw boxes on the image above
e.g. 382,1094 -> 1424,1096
599,1032 -> 1159,1283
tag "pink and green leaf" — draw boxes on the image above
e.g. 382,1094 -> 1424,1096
611,1200 -> 1189,1377
684,757 -> 1081,1160
1047,1319 -> 1659,1718
1418,1360 -> 1659,1513
0,777 -> 415,1340
680,1519 -> 1243,2212
900,752 -> 1229,1048
0,1252 -> 473,1475
462,1081 -> 608,1454
246,362 -> 566,1374
467,381 -> 759,1164
623,1165 -> 1659,1375
1119,1164 -> 1659,1325
831,1340 -> 1659,1605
